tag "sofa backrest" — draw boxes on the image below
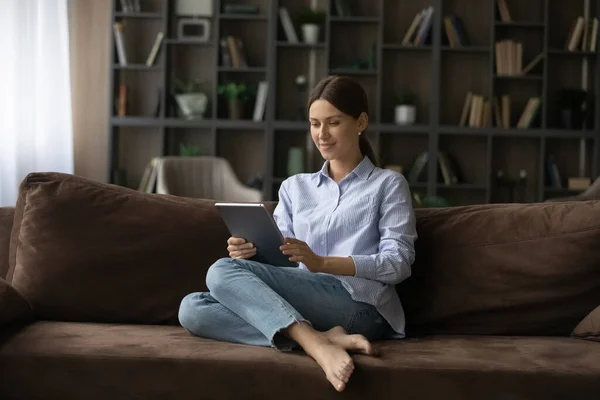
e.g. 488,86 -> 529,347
399,202 -> 600,337
7,172 -> 600,338
0,207 -> 15,280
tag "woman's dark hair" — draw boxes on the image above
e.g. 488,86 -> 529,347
308,75 -> 378,166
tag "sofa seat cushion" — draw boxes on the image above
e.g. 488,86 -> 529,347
1,322 -> 598,400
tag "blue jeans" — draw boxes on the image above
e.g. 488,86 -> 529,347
178,257 -> 392,351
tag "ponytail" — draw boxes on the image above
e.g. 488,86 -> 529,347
359,134 -> 378,167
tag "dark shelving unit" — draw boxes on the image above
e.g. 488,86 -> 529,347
108,0 -> 600,205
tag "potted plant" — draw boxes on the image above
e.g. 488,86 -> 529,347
394,91 -> 417,125
218,81 -> 249,119
556,88 -> 588,129
179,143 -> 201,157
171,76 -> 209,119
297,8 -> 326,44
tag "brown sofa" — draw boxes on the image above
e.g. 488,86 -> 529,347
1,172 -> 599,400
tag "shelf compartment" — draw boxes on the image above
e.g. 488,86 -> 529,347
217,66 -> 267,73
164,118 -> 212,129
382,44 -> 433,51
219,14 -> 269,21
377,124 -> 429,133
495,21 -> 545,28
114,12 -> 164,19
110,117 -> 162,127
330,16 -> 379,23
441,46 -> 490,53
165,39 -> 215,46
329,68 -> 377,76
277,41 -> 326,49
113,64 -> 163,71
548,49 -> 598,57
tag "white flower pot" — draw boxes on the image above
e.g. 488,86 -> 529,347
395,105 -> 416,125
175,93 -> 208,119
301,24 -> 320,44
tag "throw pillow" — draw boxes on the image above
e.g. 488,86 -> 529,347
8,172 -> 232,325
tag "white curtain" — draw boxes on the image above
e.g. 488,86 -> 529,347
0,0 -> 74,206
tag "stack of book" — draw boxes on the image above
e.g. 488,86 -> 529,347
401,6 -> 434,46
565,17 -> 599,52
459,92 -> 490,128
495,40 -> 522,76
495,41 -> 543,76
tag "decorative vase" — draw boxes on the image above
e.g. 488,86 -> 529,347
560,108 -> 584,129
301,24 -> 320,44
175,93 -> 208,119
228,100 -> 243,119
287,147 -> 304,176
395,104 -> 416,125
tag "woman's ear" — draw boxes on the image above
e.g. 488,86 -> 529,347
357,112 -> 368,132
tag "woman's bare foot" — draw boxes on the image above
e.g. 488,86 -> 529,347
285,322 -> 355,392
324,326 -> 378,356
306,336 -> 355,392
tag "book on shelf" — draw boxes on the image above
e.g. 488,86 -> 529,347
521,52 -> 543,75
120,0 -> 140,13
495,40 -> 529,76
443,15 -> 469,47
145,32 -> 164,66
458,92 -> 490,128
501,94 -> 511,128
565,17 -> 598,51
279,7 -> 299,43
138,157 -> 161,193
408,151 -> 429,184
113,22 -> 128,65
333,0 -> 353,17
226,36 -> 248,68
401,6 -> 433,46
437,152 -> 462,185
252,81 -> 268,122
118,84 -> 127,117
545,155 -> 562,188
516,97 -> 541,128
490,94 -> 512,128
496,0 -> 511,22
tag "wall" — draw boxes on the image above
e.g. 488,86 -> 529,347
68,0 -> 111,183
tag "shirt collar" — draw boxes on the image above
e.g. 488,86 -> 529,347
312,156 -> 375,187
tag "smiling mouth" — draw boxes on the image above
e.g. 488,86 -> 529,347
320,143 -> 335,147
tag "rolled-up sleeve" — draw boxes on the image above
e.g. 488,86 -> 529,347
351,175 -> 417,285
273,180 -> 295,239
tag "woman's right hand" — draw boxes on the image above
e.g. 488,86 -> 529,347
227,237 -> 256,260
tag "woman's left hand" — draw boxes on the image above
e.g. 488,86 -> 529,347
280,238 -> 324,272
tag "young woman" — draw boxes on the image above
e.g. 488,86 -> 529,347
179,75 -> 417,392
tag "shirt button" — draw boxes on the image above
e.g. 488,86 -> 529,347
321,241 -> 325,245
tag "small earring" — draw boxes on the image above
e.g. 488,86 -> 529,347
358,132 -> 362,136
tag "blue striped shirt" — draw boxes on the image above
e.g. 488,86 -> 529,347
273,156 -> 417,337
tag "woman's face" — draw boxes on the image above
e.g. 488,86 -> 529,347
309,99 -> 366,162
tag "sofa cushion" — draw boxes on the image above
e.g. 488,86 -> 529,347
572,305 -> 600,341
0,207 -> 14,280
399,201 -> 600,337
8,172 -> 231,325
0,277 -> 33,327
0,322 -> 599,400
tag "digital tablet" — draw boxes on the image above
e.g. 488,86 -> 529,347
215,203 -> 298,268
